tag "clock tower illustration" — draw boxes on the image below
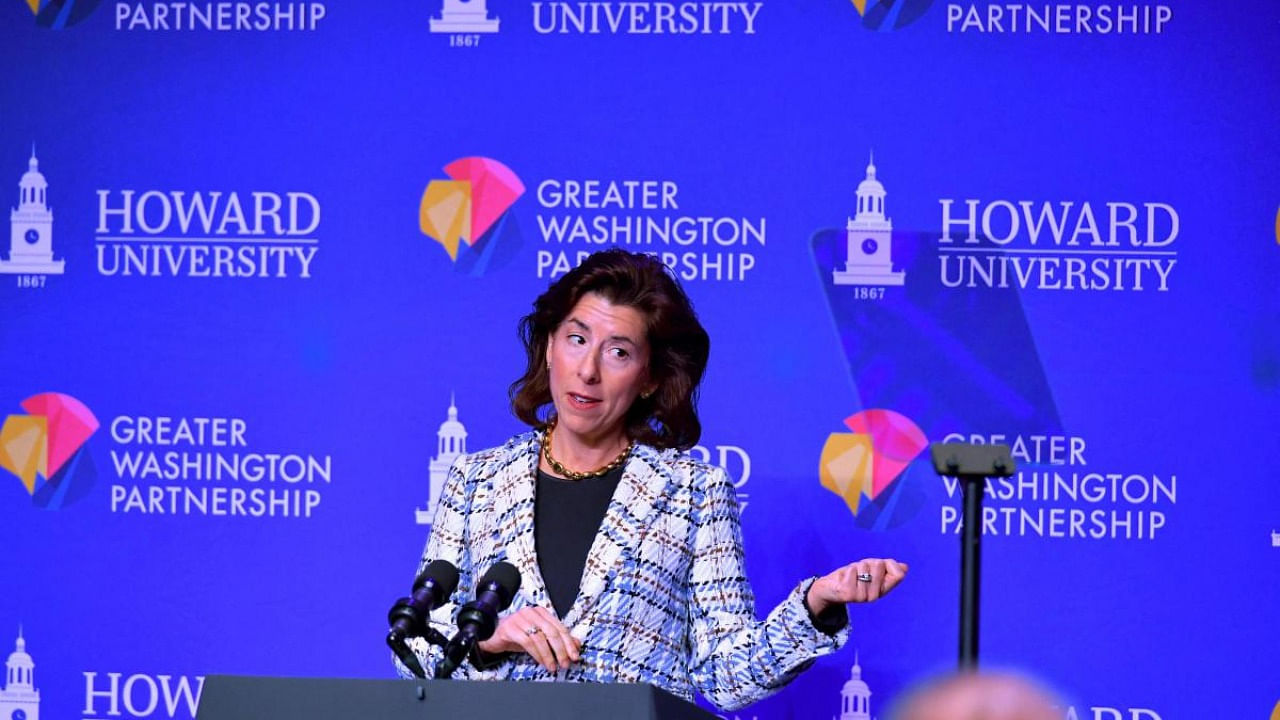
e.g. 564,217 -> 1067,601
416,394 -> 469,525
833,153 -> 904,287
430,0 -> 499,33
0,627 -> 39,720
1,147 -> 62,276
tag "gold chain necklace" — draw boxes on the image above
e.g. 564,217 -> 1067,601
541,421 -> 633,480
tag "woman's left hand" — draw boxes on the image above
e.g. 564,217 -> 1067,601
806,558 -> 909,614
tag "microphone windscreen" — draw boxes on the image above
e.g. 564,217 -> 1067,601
478,561 -> 522,602
415,559 -> 460,598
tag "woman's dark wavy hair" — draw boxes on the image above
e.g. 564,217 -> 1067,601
509,249 -> 710,451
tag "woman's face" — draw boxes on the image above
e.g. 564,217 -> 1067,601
545,292 -> 654,449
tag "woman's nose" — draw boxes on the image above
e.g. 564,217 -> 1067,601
576,351 -> 600,384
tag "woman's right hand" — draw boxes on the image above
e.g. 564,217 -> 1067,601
476,606 -> 581,672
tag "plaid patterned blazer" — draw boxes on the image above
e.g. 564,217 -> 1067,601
397,430 -> 848,711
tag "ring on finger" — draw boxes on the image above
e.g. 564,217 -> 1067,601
857,573 -> 873,583
525,626 -> 542,636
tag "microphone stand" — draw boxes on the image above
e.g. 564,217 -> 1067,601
386,599 -> 451,679
434,589 -> 508,679
928,442 -> 1016,670
434,628 -> 477,680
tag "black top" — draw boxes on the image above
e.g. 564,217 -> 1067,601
535,464 -> 625,619
532,464 -> 848,634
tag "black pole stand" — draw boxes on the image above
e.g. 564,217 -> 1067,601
958,472 -> 983,669
929,442 -> 1016,670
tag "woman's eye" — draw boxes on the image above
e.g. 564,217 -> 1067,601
568,334 -> 586,345
610,347 -> 630,359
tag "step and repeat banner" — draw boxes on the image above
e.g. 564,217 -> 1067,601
3,1 -> 1279,719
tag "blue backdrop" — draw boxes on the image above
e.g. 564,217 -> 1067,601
3,1 -> 1279,719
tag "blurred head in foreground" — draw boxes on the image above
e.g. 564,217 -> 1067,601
893,671 -> 1062,720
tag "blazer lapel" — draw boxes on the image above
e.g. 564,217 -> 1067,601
563,444 -> 676,628
490,433 -> 549,610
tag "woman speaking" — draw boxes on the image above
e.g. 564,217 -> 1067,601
397,249 -> 907,711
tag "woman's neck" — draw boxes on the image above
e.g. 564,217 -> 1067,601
543,423 -> 629,475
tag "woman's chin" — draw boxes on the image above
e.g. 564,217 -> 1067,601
553,413 -> 623,445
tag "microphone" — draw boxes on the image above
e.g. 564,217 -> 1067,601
435,561 -> 522,679
386,559 -> 460,678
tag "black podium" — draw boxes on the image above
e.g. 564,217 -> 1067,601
197,675 -> 719,720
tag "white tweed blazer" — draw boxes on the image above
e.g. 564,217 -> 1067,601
398,430 -> 847,711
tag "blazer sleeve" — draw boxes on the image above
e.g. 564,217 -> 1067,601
684,465 -> 849,711
393,452 -> 486,680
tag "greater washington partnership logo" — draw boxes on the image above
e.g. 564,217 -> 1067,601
849,1 -> 1174,35
106,414 -> 332,518
2,396 -> 334,519
819,409 -> 929,531
420,157 -> 765,282
535,175 -> 764,283
419,157 -> 526,275
1,392 -> 99,509
945,2 -> 1171,34
19,0 -> 328,30
937,430 -> 1175,542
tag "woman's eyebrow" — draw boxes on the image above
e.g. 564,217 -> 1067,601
566,316 -> 638,346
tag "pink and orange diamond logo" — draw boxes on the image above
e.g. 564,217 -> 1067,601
1,392 -> 99,509
419,157 -> 525,262
820,409 -> 928,528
